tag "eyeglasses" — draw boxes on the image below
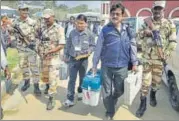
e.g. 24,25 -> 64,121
19,8 -> 29,11
111,12 -> 122,17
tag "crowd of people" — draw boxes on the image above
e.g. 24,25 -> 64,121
1,0 -> 177,120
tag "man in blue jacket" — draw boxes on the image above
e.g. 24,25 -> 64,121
92,3 -> 138,120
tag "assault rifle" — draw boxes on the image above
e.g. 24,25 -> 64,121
13,25 -> 36,51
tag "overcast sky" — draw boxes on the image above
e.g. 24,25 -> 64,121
56,1 -> 101,9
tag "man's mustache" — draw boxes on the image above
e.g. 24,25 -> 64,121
112,18 -> 118,20
154,11 -> 161,14
22,12 -> 29,14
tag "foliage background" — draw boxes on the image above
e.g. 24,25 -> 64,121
1,1 -> 100,20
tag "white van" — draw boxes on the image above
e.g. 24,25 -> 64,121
1,6 -> 18,18
162,19 -> 179,112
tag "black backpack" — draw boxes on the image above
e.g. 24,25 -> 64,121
116,23 -> 137,70
126,24 -> 135,70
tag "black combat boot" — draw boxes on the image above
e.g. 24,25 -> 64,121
34,83 -> 41,96
150,89 -> 157,107
44,84 -> 49,95
136,96 -> 147,118
21,79 -> 30,92
46,96 -> 55,110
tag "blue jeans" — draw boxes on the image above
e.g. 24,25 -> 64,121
101,66 -> 128,117
67,57 -> 88,101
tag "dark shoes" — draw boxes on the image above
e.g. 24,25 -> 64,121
21,79 -> 41,96
136,90 -> 158,118
34,83 -> 41,96
150,89 -> 157,107
105,112 -> 114,120
21,79 -> 30,92
136,96 -> 147,118
46,96 -> 55,110
44,84 -> 49,95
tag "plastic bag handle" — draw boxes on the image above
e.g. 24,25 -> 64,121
129,70 -> 138,75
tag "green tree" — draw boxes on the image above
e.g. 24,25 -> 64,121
1,0 -> 18,9
58,4 -> 68,11
45,1 -> 55,9
54,7 -> 68,21
70,4 -> 89,13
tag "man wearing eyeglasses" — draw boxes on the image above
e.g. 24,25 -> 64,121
92,3 -> 138,120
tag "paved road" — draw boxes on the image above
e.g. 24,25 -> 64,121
2,55 -> 179,120
2,79 -> 179,120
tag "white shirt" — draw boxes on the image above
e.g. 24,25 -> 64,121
66,22 -> 75,38
90,23 -> 94,31
98,25 -> 104,35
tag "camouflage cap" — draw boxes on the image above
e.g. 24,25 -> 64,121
152,1 -> 166,8
43,9 -> 55,18
18,3 -> 29,9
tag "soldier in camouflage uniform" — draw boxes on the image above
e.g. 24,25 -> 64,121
12,4 -> 41,96
38,9 -> 65,110
136,1 -> 177,117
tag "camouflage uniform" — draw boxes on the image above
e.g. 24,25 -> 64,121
12,16 -> 40,84
135,1 -> 177,118
139,17 -> 177,96
39,22 -> 65,95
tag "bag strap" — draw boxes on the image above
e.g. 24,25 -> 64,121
114,23 -> 133,42
126,24 -> 133,40
126,25 -> 133,58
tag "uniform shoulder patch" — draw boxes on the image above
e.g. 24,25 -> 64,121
167,19 -> 176,33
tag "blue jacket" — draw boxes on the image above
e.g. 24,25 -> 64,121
93,22 -> 138,68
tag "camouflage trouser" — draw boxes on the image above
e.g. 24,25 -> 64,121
19,51 -> 40,83
141,59 -> 163,96
41,56 -> 60,95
